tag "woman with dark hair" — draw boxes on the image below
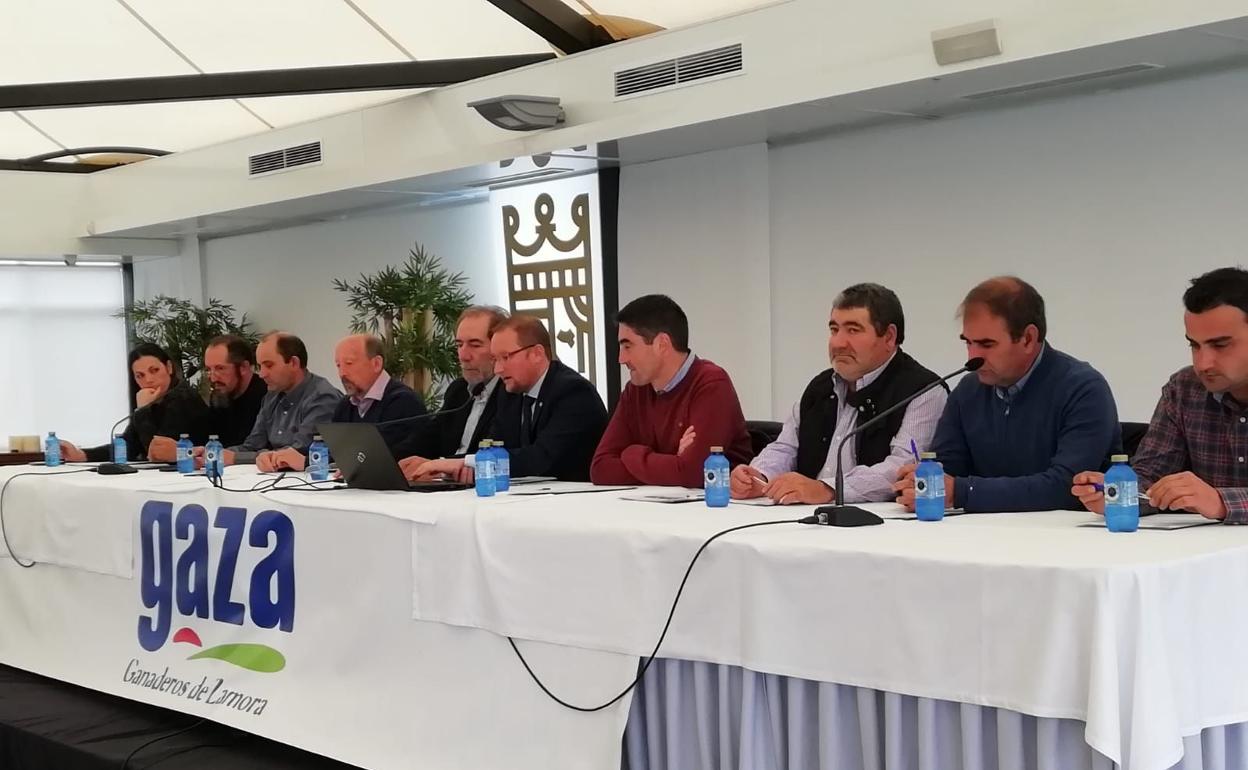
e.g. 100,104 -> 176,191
61,343 -> 211,462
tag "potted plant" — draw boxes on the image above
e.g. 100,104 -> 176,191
333,243 -> 473,409
118,296 -> 258,389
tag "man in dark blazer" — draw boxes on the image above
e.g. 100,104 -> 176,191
396,305 -> 508,472
330,334 -> 426,457
408,315 -> 607,482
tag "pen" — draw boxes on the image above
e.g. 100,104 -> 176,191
909,439 -> 921,463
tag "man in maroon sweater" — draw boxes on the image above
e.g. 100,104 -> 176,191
591,295 -> 753,488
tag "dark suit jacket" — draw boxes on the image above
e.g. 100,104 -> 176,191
490,360 -> 607,481
390,377 -> 502,460
330,377 -> 426,459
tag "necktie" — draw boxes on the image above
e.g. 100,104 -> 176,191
520,395 -> 536,447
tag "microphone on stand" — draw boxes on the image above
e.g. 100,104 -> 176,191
800,357 -> 985,527
372,381 -> 485,428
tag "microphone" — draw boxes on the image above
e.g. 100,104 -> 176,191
106,400 -> 151,441
372,381 -> 486,427
800,357 -> 984,526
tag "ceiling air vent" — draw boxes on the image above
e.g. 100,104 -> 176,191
961,63 -> 1163,101
614,43 -> 743,100
248,140 -> 323,177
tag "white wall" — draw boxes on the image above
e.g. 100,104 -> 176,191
618,143 -> 772,417
620,67 -> 1248,422
200,200 -> 504,377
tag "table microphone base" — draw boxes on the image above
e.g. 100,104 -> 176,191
801,505 -> 884,527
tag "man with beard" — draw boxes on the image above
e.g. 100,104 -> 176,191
146,335 -> 263,462
1073,267 -> 1248,523
330,333 -> 426,457
734,283 -> 947,505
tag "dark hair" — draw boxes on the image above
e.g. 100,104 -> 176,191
127,343 -> 179,399
495,315 -> 553,359
832,283 -> 906,344
959,276 -> 1047,342
206,334 -> 255,367
262,331 -> 310,370
615,294 -> 689,352
1183,267 -> 1248,318
362,335 -> 385,362
458,305 -> 510,336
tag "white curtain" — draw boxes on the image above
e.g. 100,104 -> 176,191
0,263 -> 129,449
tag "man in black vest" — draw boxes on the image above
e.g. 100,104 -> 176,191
731,283 -> 948,505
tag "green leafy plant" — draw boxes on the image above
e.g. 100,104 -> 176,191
118,296 -> 257,385
333,243 -> 473,409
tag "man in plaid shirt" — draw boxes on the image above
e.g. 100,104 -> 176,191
1074,267 -> 1248,523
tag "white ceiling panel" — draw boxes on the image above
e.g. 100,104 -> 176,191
575,0 -> 778,30
123,0 -> 407,72
0,114 -> 64,159
0,0 -> 194,85
25,101 -> 266,152
240,90 -> 421,128
350,0 -> 548,59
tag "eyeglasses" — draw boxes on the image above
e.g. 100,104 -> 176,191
495,343 -> 539,364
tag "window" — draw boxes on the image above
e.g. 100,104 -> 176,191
0,262 -> 129,449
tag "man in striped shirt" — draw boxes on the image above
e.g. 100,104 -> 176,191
1074,267 -> 1248,523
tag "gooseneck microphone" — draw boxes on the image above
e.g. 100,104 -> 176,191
372,381 -> 485,428
800,357 -> 985,526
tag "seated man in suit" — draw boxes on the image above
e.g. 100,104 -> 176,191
210,331 -> 341,472
733,283 -> 948,505
1073,267 -> 1248,522
410,316 -> 607,482
893,276 -> 1121,513
591,294 -> 752,487
396,305 -> 508,475
331,334 -> 425,457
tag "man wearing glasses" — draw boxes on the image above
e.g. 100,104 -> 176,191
409,315 -> 607,482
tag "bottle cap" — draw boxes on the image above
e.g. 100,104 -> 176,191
208,434 -> 219,440
312,434 -> 323,441
179,433 -> 189,439
1111,454 -> 1129,463
710,446 -> 724,453
920,451 -> 938,460
479,440 -> 490,448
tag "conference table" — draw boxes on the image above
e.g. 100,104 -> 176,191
1,464 -> 1246,770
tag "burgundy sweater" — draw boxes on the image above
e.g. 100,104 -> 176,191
591,357 -> 752,488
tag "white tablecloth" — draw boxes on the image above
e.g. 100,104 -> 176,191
410,490 -> 1248,770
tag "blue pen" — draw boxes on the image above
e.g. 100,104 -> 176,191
909,439 -> 921,463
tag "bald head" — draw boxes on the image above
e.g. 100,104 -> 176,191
335,334 -> 386,397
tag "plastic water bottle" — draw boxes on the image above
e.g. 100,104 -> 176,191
307,434 -> 329,482
704,447 -> 731,507
204,435 -> 225,481
914,452 -> 946,521
491,440 -> 511,492
44,432 -> 62,467
1104,454 -> 1140,533
176,434 -> 194,474
474,440 -> 496,497
112,434 -> 128,464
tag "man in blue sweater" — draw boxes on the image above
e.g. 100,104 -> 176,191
894,276 -> 1121,513
330,334 -> 426,458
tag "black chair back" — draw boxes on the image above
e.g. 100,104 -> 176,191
745,420 -> 782,459
1121,422 -> 1149,458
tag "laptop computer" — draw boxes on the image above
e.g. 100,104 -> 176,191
316,423 -> 471,492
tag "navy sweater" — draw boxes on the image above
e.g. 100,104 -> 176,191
330,377 -> 426,459
932,346 -> 1121,512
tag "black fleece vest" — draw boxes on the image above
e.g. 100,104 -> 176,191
795,350 -> 945,478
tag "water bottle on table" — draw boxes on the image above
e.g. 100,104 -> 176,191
1103,454 -> 1140,533
704,447 -> 730,508
492,440 -> 511,492
914,452 -> 945,521
112,434 -> 128,464
176,434 -> 194,474
308,434 -> 329,481
204,435 -> 225,481
474,440 -> 496,497
44,432 -> 62,467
